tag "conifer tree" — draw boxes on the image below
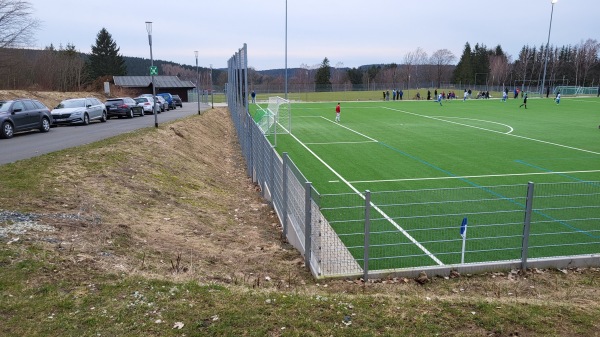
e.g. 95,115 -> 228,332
87,28 -> 126,80
452,42 -> 473,85
314,57 -> 332,92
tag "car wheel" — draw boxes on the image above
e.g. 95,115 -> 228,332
128,109 -> 134,118
82,113 -> 90,125
100,111 -> 107,122
1,121 -> 14,139
40,117 -> 51,133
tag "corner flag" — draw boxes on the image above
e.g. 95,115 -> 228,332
460,217 -> 468,238
460,217 -> 468,264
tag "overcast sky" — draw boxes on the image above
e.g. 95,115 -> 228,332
30,0 -> 598,71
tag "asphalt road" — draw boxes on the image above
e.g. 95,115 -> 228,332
0,102 -> 214,165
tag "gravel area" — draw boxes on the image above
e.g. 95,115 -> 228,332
0,209 -> 61,238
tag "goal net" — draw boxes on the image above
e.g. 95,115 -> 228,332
256,96 -> 291,135
554,86 -> 599,96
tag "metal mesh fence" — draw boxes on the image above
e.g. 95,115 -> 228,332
227,45 -> 600,279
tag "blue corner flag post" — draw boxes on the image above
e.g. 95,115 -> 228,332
460,217 -> 468,264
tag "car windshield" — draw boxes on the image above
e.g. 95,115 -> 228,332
134,98 -> 147,103
57,99 -> 86,109
0,101 -> 13,112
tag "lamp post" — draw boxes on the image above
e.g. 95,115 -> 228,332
541,0 -> 558,98
195,51 -> 200,115
210,64 -> 214,109
145,21 -> 158,128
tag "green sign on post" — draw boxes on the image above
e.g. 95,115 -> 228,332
149,66 -> 158,75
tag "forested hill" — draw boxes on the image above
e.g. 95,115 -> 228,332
123,56 -> 196,76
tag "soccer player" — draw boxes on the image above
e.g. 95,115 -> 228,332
463,90 -> 468,101
335,102 -> 341,122
436,93 -> 443,106
519,93 -> 528,109
502,90 -> 508,102
555,91 -> 561,104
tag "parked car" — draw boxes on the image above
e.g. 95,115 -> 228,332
157,93 -> 176,110
172,94 -> 183,108
52,97 -> 106,126
0,99 -> 52,139
134,97 -> 161,114
137,94 -> 168,111
155,96 -> 169,112
104,97 -> 144,118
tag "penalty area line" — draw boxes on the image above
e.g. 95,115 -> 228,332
349,169 -> 600,184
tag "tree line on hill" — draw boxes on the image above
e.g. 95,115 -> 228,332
0,26 -> 222,92
249,40 -> 599,93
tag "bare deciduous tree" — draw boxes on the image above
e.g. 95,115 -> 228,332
0,0 -> 40,48
429,49 -> 456,88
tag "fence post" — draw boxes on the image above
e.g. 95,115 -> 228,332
269,144 -> 275,202
304,181 -> 312,270
521,182 -> 535,270
364,190 -> 371,282
282,153 -> 289,239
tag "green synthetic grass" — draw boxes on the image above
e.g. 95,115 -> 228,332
252,97 -> 600,271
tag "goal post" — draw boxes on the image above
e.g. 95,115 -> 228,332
256,96 -> 291,147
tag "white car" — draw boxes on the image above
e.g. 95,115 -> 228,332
135,97 -> 161,114
138,94 -> 168,112
52,98 -> 107,125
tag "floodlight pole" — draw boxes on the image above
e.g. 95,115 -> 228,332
195,51 -> 200,115
210,64 -> 214,109
541,0 -> 558,98
146,22 -> 158,128
284,0 -> 288,100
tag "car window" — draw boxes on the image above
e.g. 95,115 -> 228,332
32,100 -> 46,109
134,98 -> 146,103
12,101 -> 25,112
58,99 -> 86,108
22,100 -> 35,111
106,99 -> 123,104
0,101 -> 11,112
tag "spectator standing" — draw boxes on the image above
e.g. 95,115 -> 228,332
251,91 -> 256,103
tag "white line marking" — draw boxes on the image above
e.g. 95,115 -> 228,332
305,141 -> 377,145
289,129 -> 444,266
320,116 -> 379,142
431,116 -> 514,134
349,169 -> 600,184
384,107 -> 600,156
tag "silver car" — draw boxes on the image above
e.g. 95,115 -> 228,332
134,96 -> 161,114
52,98 -> 107,125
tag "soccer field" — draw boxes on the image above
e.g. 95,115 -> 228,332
252,96 -> 600,272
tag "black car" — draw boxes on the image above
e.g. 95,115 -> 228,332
104,97 -> 144,119
172,95 -> 183,108
0,99 -> 52,139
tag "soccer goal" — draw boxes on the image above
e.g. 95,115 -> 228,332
553,86 -> 599,96
256,96 -> 291,146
